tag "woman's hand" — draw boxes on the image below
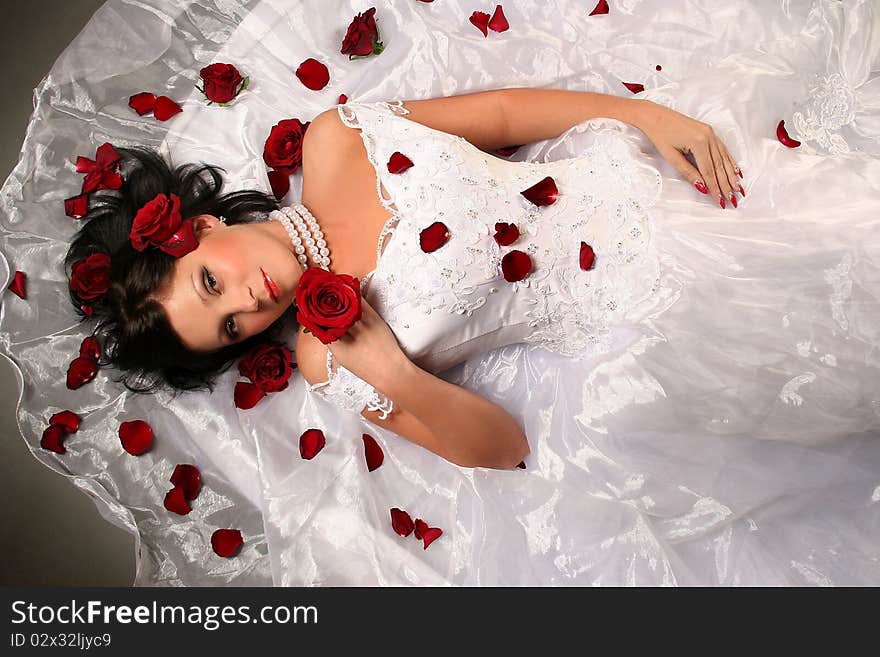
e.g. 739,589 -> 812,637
325,297 -> 408,389
634,100 -> 745,210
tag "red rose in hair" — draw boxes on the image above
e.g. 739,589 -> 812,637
262,119 -> 309,174
294,267 -> 362,344
238,342 -> 293,393
69,253 -> 111,301
129,193 -> 196,257
341,7 -> 385,59
198,63 -> 247,104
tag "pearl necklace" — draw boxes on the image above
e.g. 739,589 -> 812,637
270,204 -> 331,272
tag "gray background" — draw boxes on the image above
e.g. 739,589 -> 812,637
1,0 -> 135,586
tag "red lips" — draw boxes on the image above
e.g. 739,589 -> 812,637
262,268 -> 280,303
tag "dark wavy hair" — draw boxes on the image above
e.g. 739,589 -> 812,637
64,146 -> 293,395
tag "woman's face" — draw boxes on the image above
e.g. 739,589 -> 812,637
157,214 -> 301,353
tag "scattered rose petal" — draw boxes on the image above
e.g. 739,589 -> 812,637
129,92 -> 157,115
66,355 -> 98,389
495,144 -> 521,157
49,410 -> 81,433
211,529 -> 243,557
153,96 -> 183,121
77,143 -> 122,194
390,508 -> 414,537
520,176 -> 558,206
622,82 -> 645,95
493,222 -> 520,246
362,434 -> 384,472
414,519 -> 443,549
118,419 -> 153,455
295,58 -> 330,91
64,193 -> 89,219
469,11 -> 491,36
338,94 -> 348,104
7,271 -> 26,299
776,119 -> 801,148
79,336 -> 101,361
80,304 -> 93,317
341,7 -> 384,58
170,464 -> 201,500
656,64 -> 662,71
40,425 -> 68,454
300,428 -> 326,459
501,250 -> 532,282
234,381 -> 266,409
579,242 -> 596,270
589,0 -> 610,16
516,460 -> 526,469
488,5 -> 509,32
267,170 -> 290,200
163,485 -> 192,515
419,221 -> 450,253
387,151 -> 414,174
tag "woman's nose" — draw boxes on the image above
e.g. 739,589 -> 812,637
231,285 -> 260,313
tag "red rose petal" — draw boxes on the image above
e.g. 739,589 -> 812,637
501,250 -> 532,282
40,424 -> 68,455
338,94 -> 348,104
267,169 -> 291,200
420,526 -> 443,549
118,419 -> 153,455
520,176 -> 558,206
589,0 -> 610,16
79,336 -> 101,361
49,410 -> 81,433
153,96 -> 183,121
66,356 -> 98,389
163,485 -> 192,515
81,305 -> 94,317
419,221 -> 450,253
295,58 -> 330,91
211,528 -> 243,557
170,464 -> 201,500
414,518 -> 427,540
579,242 -> 596,270
776,119 -> 801,148
495,145 -> 521,157
469,11 -> 491,36
390,508 -> 414,537
387,151 -> 414,174
300,428 -> 326,459
362,434 -> 384,472
129,92 -> 157,115
158,218 -> 197,258
234,381 -> 266,409
493,222 -> 520,246
7,271 -> 26,299
623,82 -> 645,95
64,193 -> 89,219
516,460 -> 526,469
100,170 -> 123,190
488,5 -> 510,32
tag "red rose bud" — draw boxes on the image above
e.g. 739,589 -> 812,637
362,434 -> 384,472
341,7 -> 384,58
79,336 -> 101,361
49,410 -> 81,434
390,508 -> 414,537
299,428 -> 326,460
66,355 -> 98,389
387,151 -> 414,174
234,381 -> 266,410
153,96 -> 183,121
488,5 -> 510,32
64,193 -> 89,219
212,529 -> 244,557
69,253 -> 110,301
129,92 -> 157,115
40,424 -> 69,454
493,222 -> 520,246
501,250 -> 532,282
199,63 -> 246,104
622,82 -> 645,94
129,193 -> 183,251
520,176 -> 558,206
163,485 -> 192,515
295,58 -> 330,91
7,271 -> 26,299
579,242 -> 596,271
776,119 -> 801,148
262,118 -> 309,173
118,419 -> 153,456
469,11 -> 491,36
419,221 -> 450,253
267,170 -> 290,200
170,464 -> 201,500
294,268 -> 363,344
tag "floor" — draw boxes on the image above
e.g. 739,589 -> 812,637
0,0 -> 135,586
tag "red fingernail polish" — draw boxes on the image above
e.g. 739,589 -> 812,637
695,180 -> 708,194
736,167 -> 743,179
738,184 -> 745,197
719,196 -> 726,209
730,193 -> 738,209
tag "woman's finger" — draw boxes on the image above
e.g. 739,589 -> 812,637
709,138 -> 737,209
693,140 -> 725,209
718,140 -> 745,198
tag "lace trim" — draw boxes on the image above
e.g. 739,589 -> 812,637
791,72 -> 856,155
307,350 -> 394,419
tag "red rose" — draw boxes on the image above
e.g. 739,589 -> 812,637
238,342 -> 293,393
69,253 -> 111,301
262,119 -> 309,174
294,267 -> 362,344
199,63 -> 246,104
129,193 -> 196,257
341,7 -> 385,58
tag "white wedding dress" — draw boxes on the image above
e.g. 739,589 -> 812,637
2,0 -> 879,586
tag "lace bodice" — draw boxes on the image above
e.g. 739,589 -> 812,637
304,99 -> 664,417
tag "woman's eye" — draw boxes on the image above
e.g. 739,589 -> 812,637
205,270 -> 218,291
225,317 -> 237,339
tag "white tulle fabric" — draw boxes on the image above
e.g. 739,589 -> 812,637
1,0 -> 879,586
